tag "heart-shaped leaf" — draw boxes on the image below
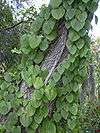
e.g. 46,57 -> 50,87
68,29 -> 80,41
71,18 -> 85,32
50,0 -> 62,8
43,18 -> 55,34
51,6 -> 65,20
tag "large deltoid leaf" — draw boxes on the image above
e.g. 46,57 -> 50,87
43,18 -> 55,34
50,0 -> 62,8
40,120 -> 56,133
71,18 -> 85,32
20,34 -> 31,54
45,85 -> 57,101
51,6 -> 65,20
68,29 -> 80,41
29,34 -> 42,49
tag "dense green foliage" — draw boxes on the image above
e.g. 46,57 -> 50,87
0,0 -> 100,133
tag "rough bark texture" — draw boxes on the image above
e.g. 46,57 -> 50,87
80,64 -> 96,103
20,20 -> 68,99
41,21 -> 68,84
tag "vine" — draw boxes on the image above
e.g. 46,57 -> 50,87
0,0 -> 99,133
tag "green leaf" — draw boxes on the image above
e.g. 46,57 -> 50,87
40,120 -> 56,133
68,45 -> 77,55
20,34 -> 31,54
79,28 -> 86,37
41,106 -> 49,118
45,85 -> 57,101
30,98 -> 42,108
69,103 -> 78,115
71,18 -> 85,32
53,112 -> 62,122
25,103 -> 36,116
34,110 -> 43,124
65,8 -> 75,20
0,101 -> 11,115
76,38 -> 85,49
34,51 -> 44,64
33,88 -> 44,100
40,38 -> 49,51
76,11 -> 87,23
68,119 -> 76,130
0,81 -> 10,90
68,29 -> 80,41
29,35 -> 42,49
65,21 -> 71,29
61,110 -> 68,120
62,59 -> 70,69
67,0 -> 74,5
40,6 -> 51,20
43,18 -> 55,34
30,121 -> 38,130
34,77 -> 44,89
11,126 -> 21,133
4,72 -> 12,82
72,82 -> 79,92
20,114 -> 32,127
51,6 -> 65,20
50,0 -> 62,8
82,0 -> 90,3
31,16 -> 44,33
4,112 -> 18,131
66,93 -> 73,103
87,1 -> 98,13
52,71 -> 61,82
46,30 -> 57,41
63,1 -> 69,10
57,64 -> 65,75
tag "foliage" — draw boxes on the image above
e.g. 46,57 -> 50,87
79,98 -> 100,132
0,0 -> 99,133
